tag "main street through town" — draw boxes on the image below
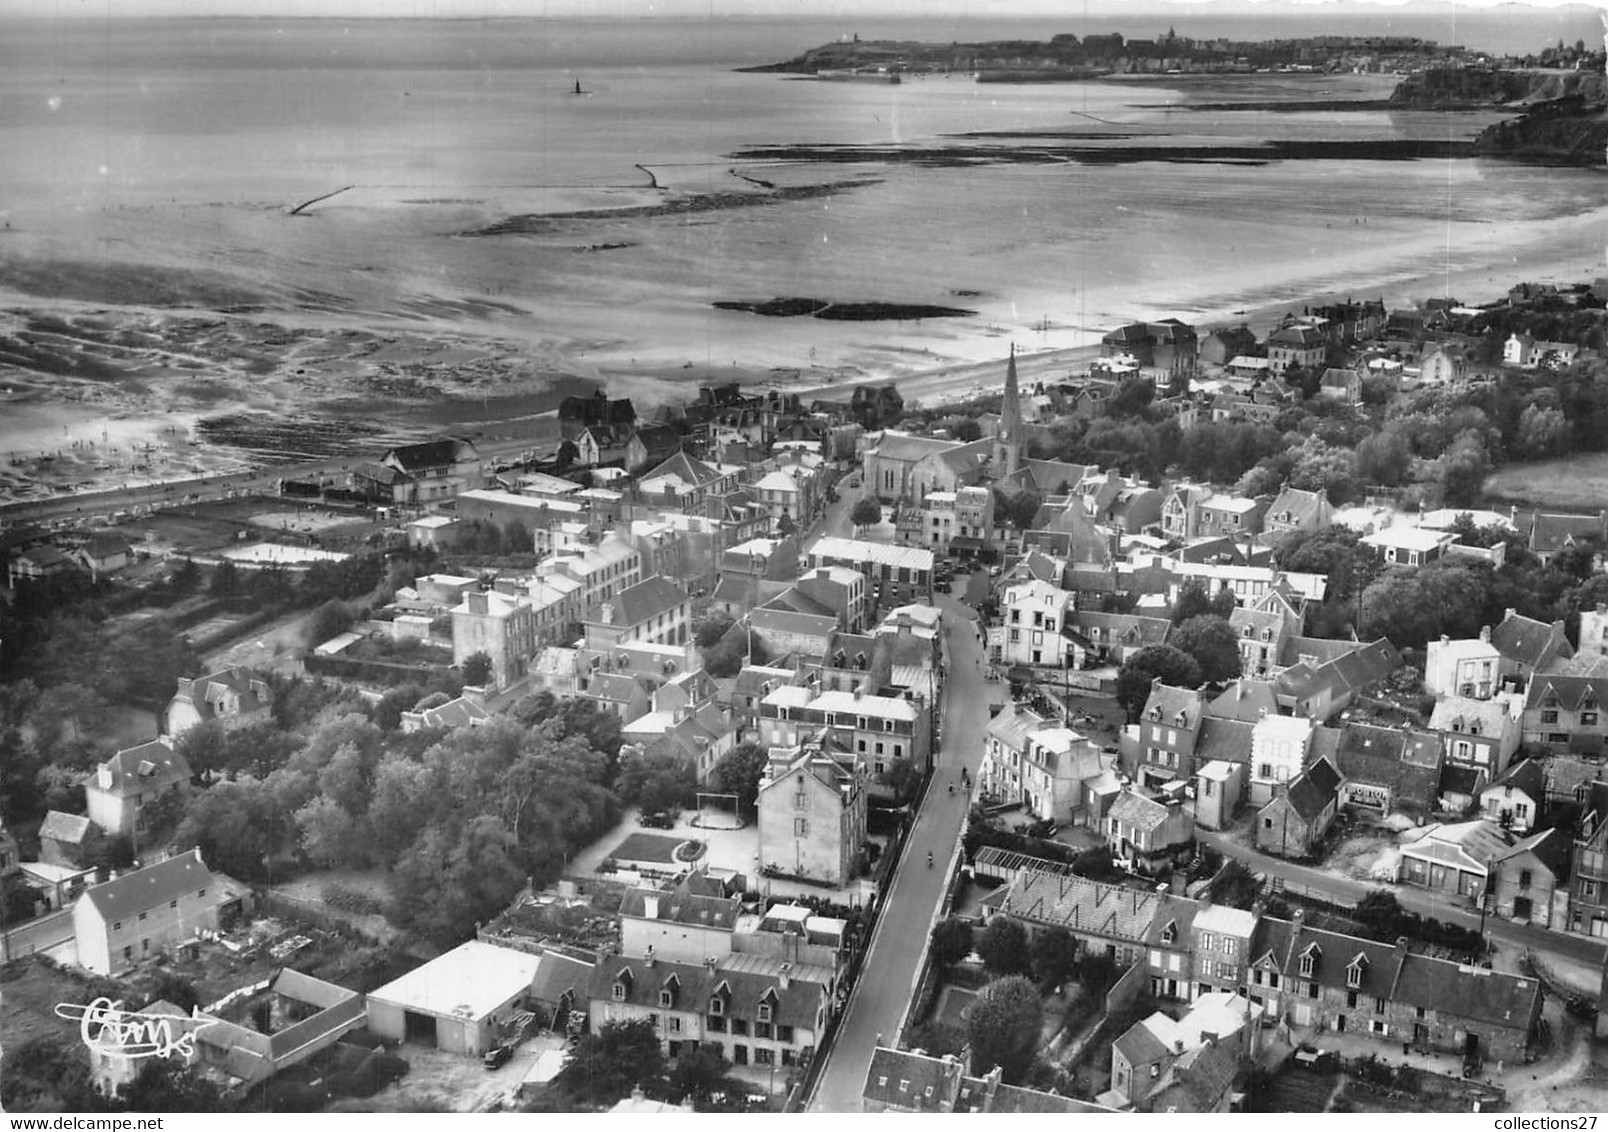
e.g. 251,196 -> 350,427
807,580 -> 1003,1112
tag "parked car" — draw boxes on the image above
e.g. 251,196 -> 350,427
483,1045 -> 513,1070
1566,995 -> 1598,1022
639,810 -> 676,829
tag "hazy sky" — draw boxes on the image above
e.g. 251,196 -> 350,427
10,0 -> 1606,20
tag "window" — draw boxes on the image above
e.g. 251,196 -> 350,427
1519,869 -> 1532,890
777,1024 -> 794,1044
755,1047 -> 775,1066
1307,982 -> 1320,1000
1200,933 -> 1215,952
732,1019 -> 749,1036
1542,710 -> 1559,724
660,990 -> 674,1008
667,1016 -> 682,1033
113,921 -> 122,932
138,912 -> 147,923
1263,818 -> 1275,830
612,982 -> 626,1001
1222,938 -> 1236,957
1346,964 -> 1362,989
1346,991 -> 1358,1009
794,818 -> 809,837
708,1015 -> 727,1033
1374,997 -> 1386,1014
1299,953 -> 1316,978
758,1002 -> 773,1024
168,900 -> 177,910
1585,712 -> 1600,726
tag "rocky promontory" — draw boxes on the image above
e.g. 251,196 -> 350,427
1390,66 -> 1607,164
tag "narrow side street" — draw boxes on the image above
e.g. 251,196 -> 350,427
1197,828 -> 1608,968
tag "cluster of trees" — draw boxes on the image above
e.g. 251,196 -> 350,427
163,685 -> 626,947
536,1018 -> 769,1112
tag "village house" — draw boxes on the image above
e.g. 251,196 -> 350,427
1430,693 -> 1524,784
589,949 -> 831,1070
1255,756 -> 1342,858
1108,992 -> 1251,1113
582,575 -> 692,651
1527,511 -> 1608,569
806,536 -> 933,605
1332,722 -> 1442,815
1265,323 -> 1326,374
757,686 -> 930,776
1248,712 -> 1314,807
85,738 -> 192,839
1131,683 -> 1209,791
164,667 -> 273,738
1522,675 -> 1608,756
75,533 -> 133,580
1478,759 -> 1546,834
997,577 -> 1077,669
452,589 -> 538,688
376,437 -> 483,505
73,850 -> 233,976
862,1047 -> 1113,1113
756,732 -> 867,887
1489,827 -> 1570,930
1261,486 -> 1332,540
1105,790 -> 1195,876
1199,325 -> 1258,367
1567,783 -> 1608,937
1360,525 -> 1455,567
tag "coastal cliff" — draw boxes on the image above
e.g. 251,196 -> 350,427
1391,67 -> 1607,164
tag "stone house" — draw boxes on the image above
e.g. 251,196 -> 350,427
1489,827 -> 1570,930
756,734 -> 867,888
163,668 -> 272,738
1255,756 -> 1342,859
85,739 -> 192,839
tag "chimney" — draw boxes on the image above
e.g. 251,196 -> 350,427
779,962 -> 792,990
1174,1040 -> 1185,1054
644,894 -> 660,920
1396,935 -> 1410,954
1291,909 -> 1304,928
704,956 -> 717,972
1504,608 -> 1517,623
1198,892 -> 1212,911
646,944 -> 656,968
96,764 -> 114,790
468,591 -> 488,615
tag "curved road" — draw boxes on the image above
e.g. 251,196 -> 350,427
808,588 -> 1003,1112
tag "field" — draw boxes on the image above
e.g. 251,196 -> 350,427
1483,453 -> 1608,511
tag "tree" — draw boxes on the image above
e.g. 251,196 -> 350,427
1115,645 -> 1202,721
951,418 -> 983,443
877,758 -> 924,805
1355,428 -> 1411,487
694,613 -> 736,651
462,651 -> 494,687
0,1037 -> 102,1113
556,1019 -> 667,1106
617,749 -> 696,815
1171,580 -> 1234,624
850,497 -> 883,532
1516,402 -> 1569,459
1109,375 -> 1155,418
977,916 -> 1033,978
668,1045 -> 734,1106
709,742 -> 768,811
555,439 -> 579,470
388,815 -> 527,948
119,1060 -> 238,1112
930,917 -> 974,968
209,559 -> 242,597
304,599 -> 355,649
1169,615 -> 1242,684
1029,925 -> 1078,990
966,976 -> 1043,1084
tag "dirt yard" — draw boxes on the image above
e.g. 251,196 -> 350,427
365,1033 -> 567,1113
0,959 -> 110,1049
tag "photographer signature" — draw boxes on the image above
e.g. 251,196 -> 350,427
55,997 -> 218,1060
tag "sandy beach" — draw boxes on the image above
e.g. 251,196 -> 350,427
2,20 -> 1604,500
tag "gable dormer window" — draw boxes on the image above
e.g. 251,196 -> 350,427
758,1002 -> 773,1023
613,982 -> 628,1001
1346,958 -> 1366,989
1299,947 -> 1318,978
1174,711 -> 1187,727
1160,921 -> 1177,945
1148,706 -> 1162,721
660,989 -> 674,1007
709,995 -> 725,1016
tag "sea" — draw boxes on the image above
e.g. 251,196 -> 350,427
0,10 -> 1604,425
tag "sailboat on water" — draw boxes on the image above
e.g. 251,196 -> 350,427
572,80 -> 590,96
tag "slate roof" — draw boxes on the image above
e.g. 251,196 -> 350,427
384,438 -> 476,472
1392,953 -> 1540,1029
594,575 -> 689,628
80,850 -> 214,924
863,1047 -> 964,1111
585,672 -> 646,704
1150,1036 -> 1240,1111
1429,695 -> 1515,739
94,739 -> 191,799
1483,758 -> 1545,800
169,668 -> 271,727
39,810 -> 91,845
618,882 -> 742,930
1193,718 -> 1255,765
1140,683 -> 1205,732
1279,755 -> 1341,822
1530,512 -> 1606,557
1205,680 -> 1281,724
640,450 -> 725,488
81,533 -> 133,560
592,954 -> 826,1031
630,423 -> 683,458
1277,638 -> 1400,702
1491,610 -> 1572,671
1524,675 -> 1608,713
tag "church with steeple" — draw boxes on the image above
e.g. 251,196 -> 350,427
993,344 -> 1023,477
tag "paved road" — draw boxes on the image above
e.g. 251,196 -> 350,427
1197,828 -> 1608,967
808,588 -> 1002,1112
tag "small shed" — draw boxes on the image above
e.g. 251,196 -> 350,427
365,940 -> 541,1057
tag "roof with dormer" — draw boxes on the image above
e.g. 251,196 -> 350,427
91,738 -> 191,800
